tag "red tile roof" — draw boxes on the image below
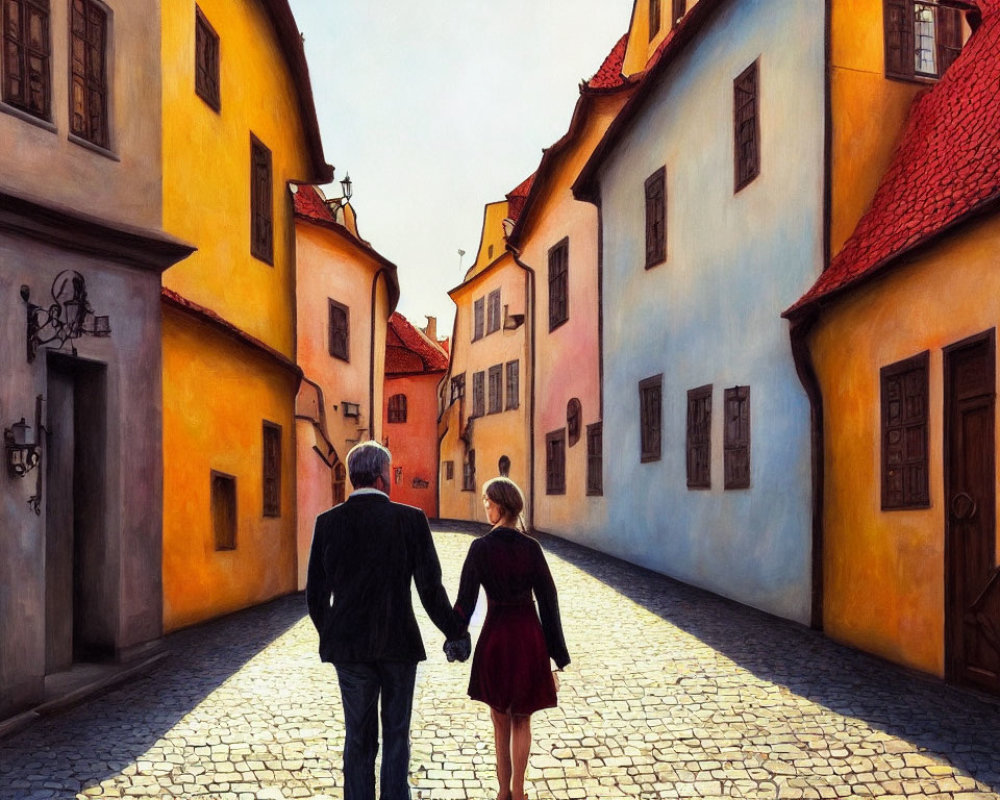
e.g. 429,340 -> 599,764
292,182 -> 336,225
385,312 -> 449,376
788,2 -> 997,315
586,33 -> 630,90
506,173 -> 536,222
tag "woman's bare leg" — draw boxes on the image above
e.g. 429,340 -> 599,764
510,713 -> 532,799
491,707 -> 512,800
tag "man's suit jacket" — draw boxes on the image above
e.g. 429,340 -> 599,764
306,492 -> 460,664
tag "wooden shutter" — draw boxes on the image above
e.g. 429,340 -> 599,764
645,167 -> 666,268
567,398 -> 582,447
587,422 -> 603,496
505,360 -> 520,410
882,352 -> 930,509
70,0 -> 107,147
251,135 -> 273,263
473,297 -> 484,340
328,300 -> 349,361
487,289 -> 501,334
195,6 -> 220,111
263,422 -> 281,517
734,62 -> 759,191
488,364 -> 502,413
884,0 -> 914,78
3,0 -> 51,118
936,5 -> 962,76
724,386 -> 751,489
546,429 -> 566,495
640,375 -> 662,462
649,0 -> 661,39
388,394 -> 407,423
473,371 -> 485,417
687,385 -> 712,488
672,0 -> 685,27
548,238 -> 569,330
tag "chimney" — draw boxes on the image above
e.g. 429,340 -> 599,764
423,316 -> 437,342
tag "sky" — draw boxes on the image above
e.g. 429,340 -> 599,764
285,0 -> 636,339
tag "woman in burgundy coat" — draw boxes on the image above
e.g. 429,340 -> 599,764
452,477 -> 570,800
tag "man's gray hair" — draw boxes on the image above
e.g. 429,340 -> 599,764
347,440 -> 391,489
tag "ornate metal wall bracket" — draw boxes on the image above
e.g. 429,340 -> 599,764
4,418 -> 40,479
22,270 -> 111,362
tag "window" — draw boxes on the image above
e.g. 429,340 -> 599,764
884,0 -> 962,81
333,462 -> 346,505
472,370 -> 485,417
450,373 -> 465,403
462,449 -> 476,492
505,360 -> 520,410
487,289 -> 501,334
672,0 -> 686,27
388,393 -> 407,423
734,60 -> 760,192
649,0 -> 661,39
2,0 -> 51,119
881,352 -> 930,509
498,455 -> 510,477
724,386 -> 751,490
69,0 -> 108,148
263,422 -> 281,517
687,385 -> 712,488
546,429 -> 566,495
639,374 -> 662,463
443,460 -> 454,481
645,167 -> 666,269
586,422 -> 603,496
251,134 -> 273,263
211,471 -> 237,550
488,364 -> 502,414
473,297 -> 485,341
548,237 -> 569,330
328,299 -> 349,361
195,6 -> 220,111
567,398 -> 582,447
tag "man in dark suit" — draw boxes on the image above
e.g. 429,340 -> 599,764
306,440 -> 464,800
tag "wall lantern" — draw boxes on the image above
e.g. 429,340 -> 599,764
339,173 -> 353,203
5,418 -> 41,478
342,401 -> 361,419
22,270 -> 111,362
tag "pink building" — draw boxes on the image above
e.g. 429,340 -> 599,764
382,313 -> 449,517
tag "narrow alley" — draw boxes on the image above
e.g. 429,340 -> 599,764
1,523 -> 998,800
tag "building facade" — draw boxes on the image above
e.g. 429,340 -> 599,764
292,183 -> 398,588
159,0 -> 331,630
1,0 -> 192,719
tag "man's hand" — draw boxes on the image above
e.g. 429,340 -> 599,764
443,632 -> 471,662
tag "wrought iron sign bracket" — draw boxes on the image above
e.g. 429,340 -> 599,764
22,270 -> 111,363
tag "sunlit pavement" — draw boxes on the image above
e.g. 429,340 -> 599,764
1,521 -> 999,800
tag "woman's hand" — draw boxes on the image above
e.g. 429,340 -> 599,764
552,670 -> 561,692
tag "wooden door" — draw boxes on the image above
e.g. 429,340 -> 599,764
944,330 -> 1000,693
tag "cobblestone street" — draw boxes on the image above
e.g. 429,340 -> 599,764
1,521 -> 998,800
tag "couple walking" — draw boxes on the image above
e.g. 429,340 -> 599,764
305,440 -> 571,800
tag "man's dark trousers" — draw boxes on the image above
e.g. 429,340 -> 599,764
335,661 -> 417,800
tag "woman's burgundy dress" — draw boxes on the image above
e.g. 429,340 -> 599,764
454,527 -> 570,715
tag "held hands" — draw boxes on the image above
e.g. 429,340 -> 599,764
443,632 -> 472,663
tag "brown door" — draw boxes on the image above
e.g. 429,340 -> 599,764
944,330 -> 1000,693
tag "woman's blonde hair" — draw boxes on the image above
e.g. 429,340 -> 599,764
482,476 -> 526,532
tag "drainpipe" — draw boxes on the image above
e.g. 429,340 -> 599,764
506,242 -> 537,531
369,268 -> 390,441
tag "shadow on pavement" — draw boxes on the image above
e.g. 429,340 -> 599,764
0,594 -> 306,800
496,524 -> 1000,793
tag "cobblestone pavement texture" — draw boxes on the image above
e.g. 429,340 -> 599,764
1,521 -> 999,800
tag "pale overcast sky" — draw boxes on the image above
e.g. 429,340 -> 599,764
286,0 -> 636,338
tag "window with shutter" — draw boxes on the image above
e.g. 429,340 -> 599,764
546,429 -> 566,495
639,374 -> 663,463
567,398 -> 582,447
250,134 -> 273,263
388,394 -> 407,423
472,371 -> 485,417
473,297 -> 485,341
444,460 -> 454,481
211,471 -> 237,550
195,6 -> 220,111
881,352 -> 930,509
687,385 -> 712,488
263,422 -> 281,517
450,373 -> 465,403
649,0 -> 661,39
69,0 -> 108,148
734,61 -> 759,192
645,167 -> 666,269
487,289 -> 501,334
462,449 -> 476,492
724,386 -> 751,490
3,0 -> 51,119
488,364 -> 502,414
548,238 -> 569,330
884,0 -> 964,80
328,299 -> 349,361
586,422 -> 603,496
505,360 -> 520,410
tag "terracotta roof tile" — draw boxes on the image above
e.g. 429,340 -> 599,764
586,33 -> 630,90
292,183 -> 337,225
505,173 -> 536,222
789,1 -> 997,314
385,312 -> 449,375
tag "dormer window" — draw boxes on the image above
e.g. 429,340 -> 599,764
884,0 -> 963,81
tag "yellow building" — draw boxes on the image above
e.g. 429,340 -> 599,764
439,188 -> 532,522
160,0 -> 331,630
787,2 -> 994,692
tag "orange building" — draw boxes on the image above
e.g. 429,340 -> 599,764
383,313 -> 450,517
293,183 -> 399,587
